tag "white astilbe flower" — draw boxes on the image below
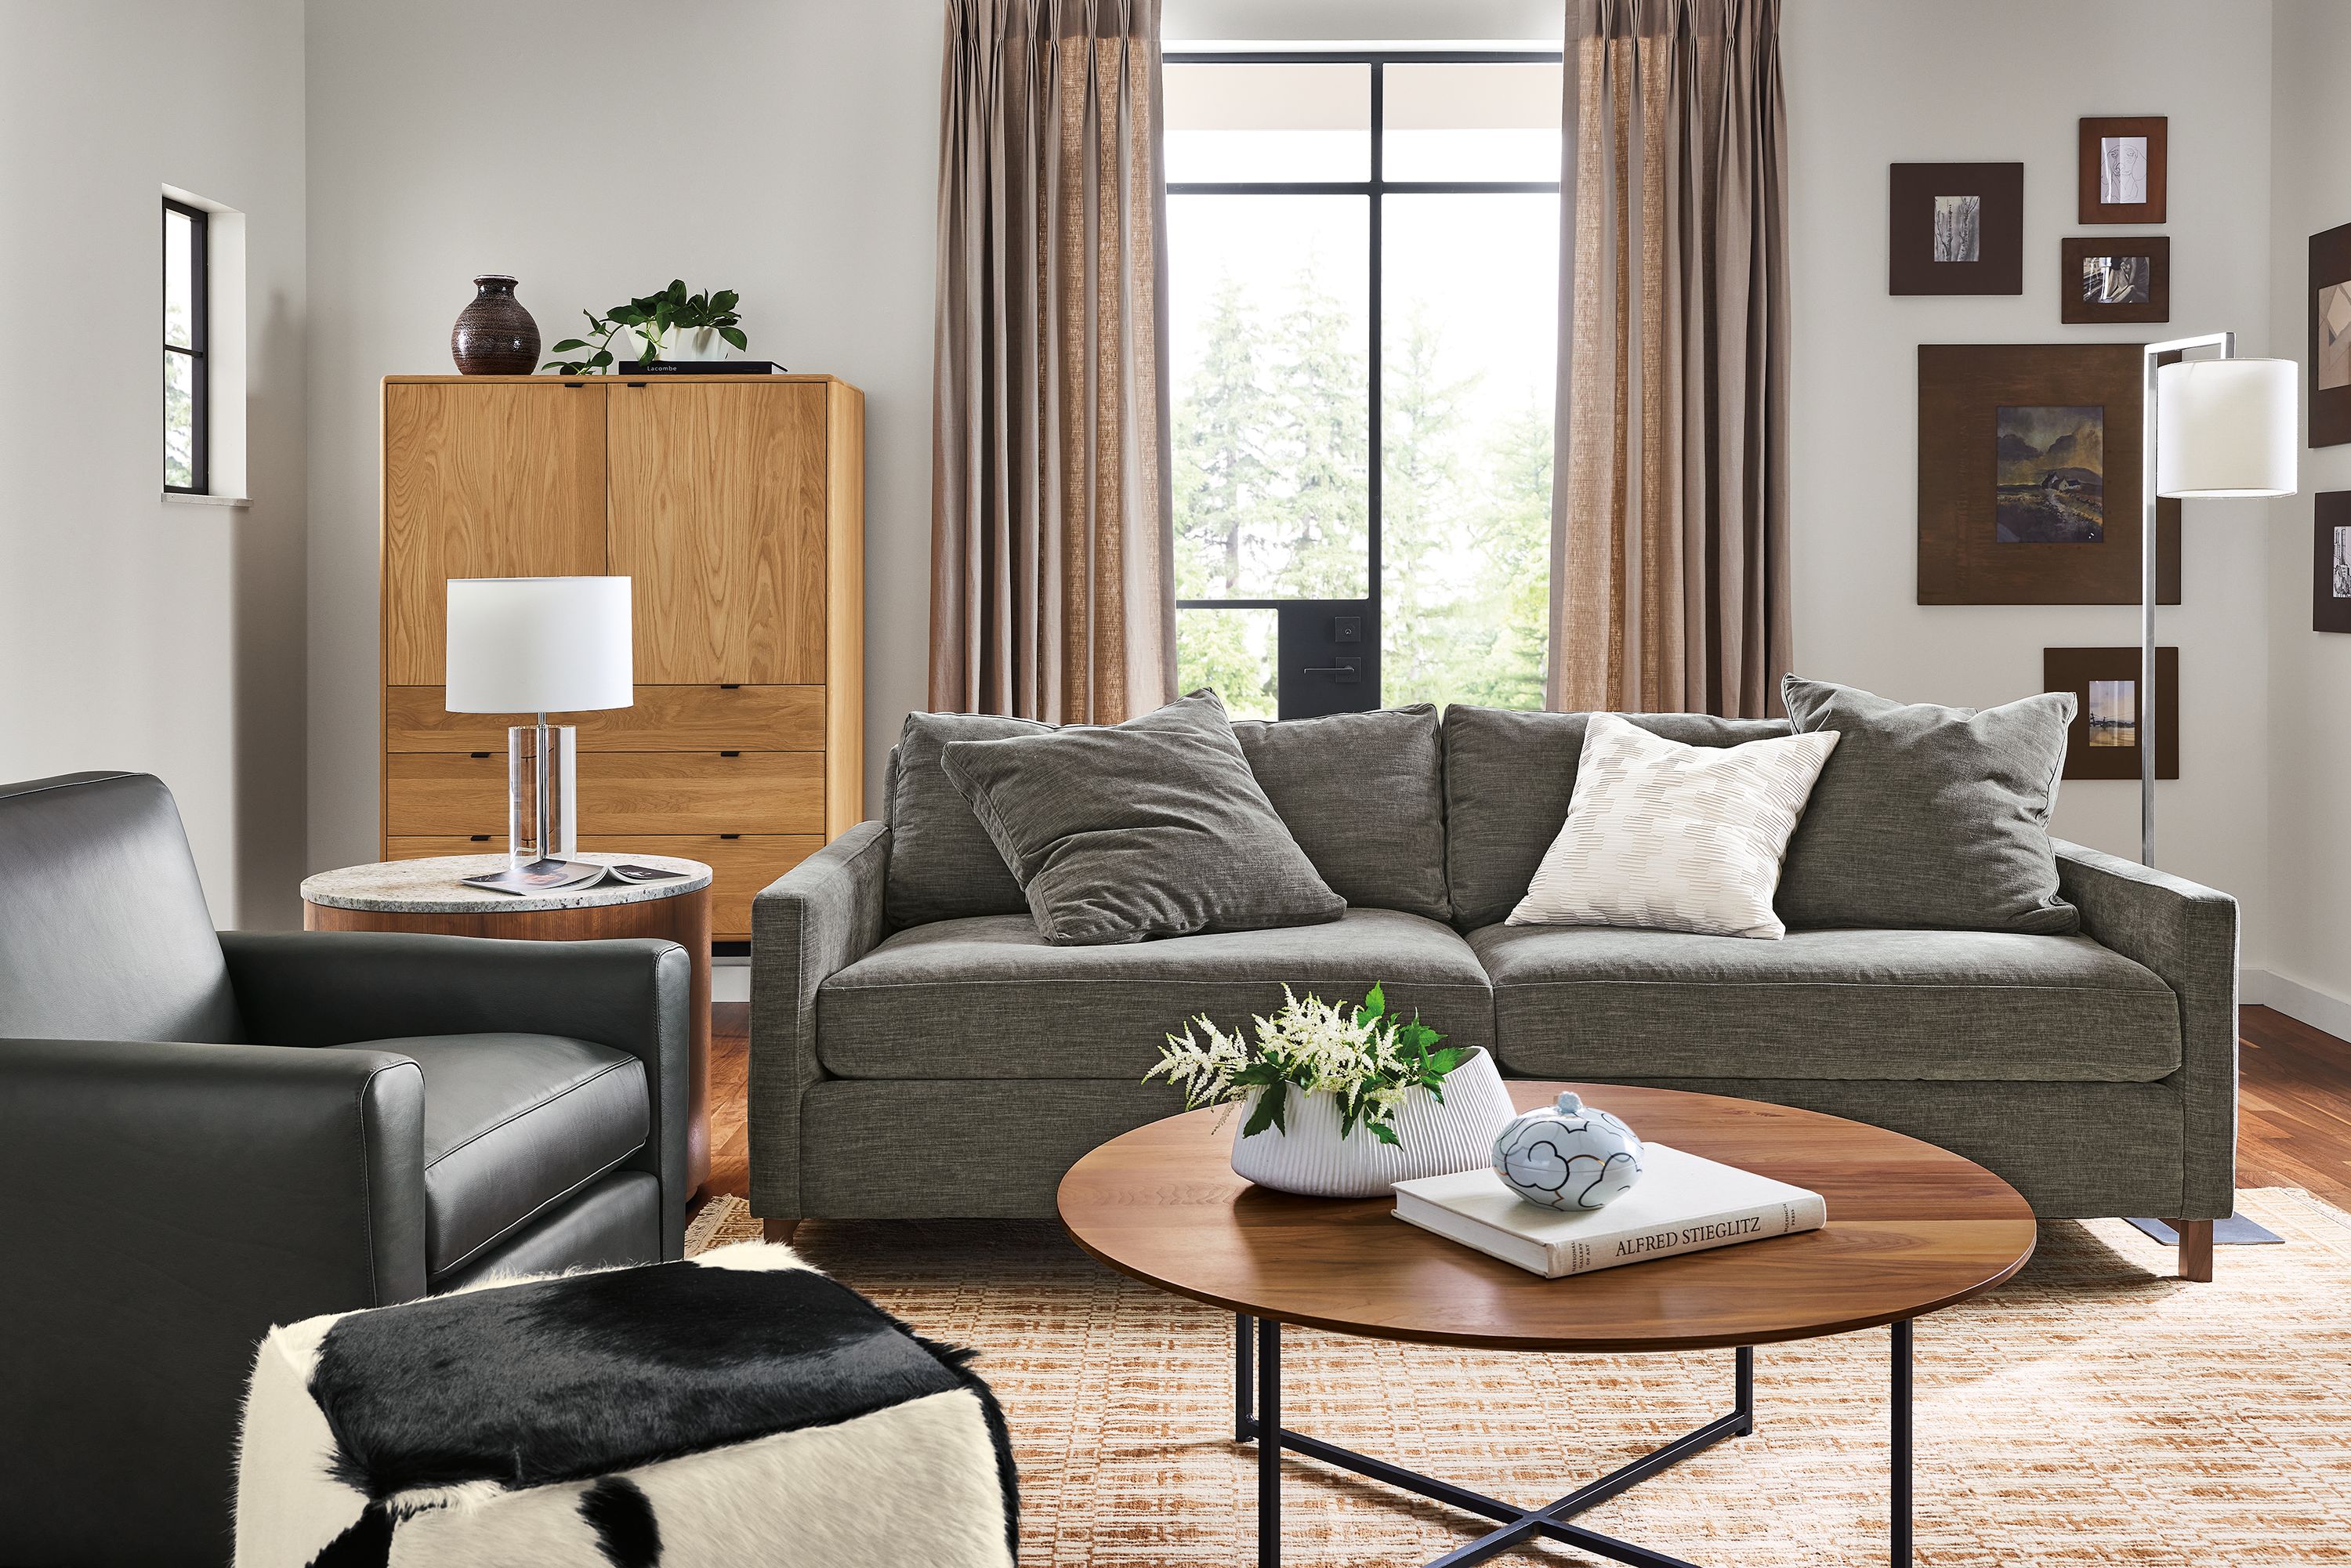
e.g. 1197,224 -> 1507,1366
1146,1015 -> 1251,1110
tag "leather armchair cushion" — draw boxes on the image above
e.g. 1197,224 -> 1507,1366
330,1034 -> 648,1281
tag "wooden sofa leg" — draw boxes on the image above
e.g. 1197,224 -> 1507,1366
763,1219 -> 802,1245
2170,1219 -> 2214,1282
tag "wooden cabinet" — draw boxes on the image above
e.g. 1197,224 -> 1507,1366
379,374 -> 864,940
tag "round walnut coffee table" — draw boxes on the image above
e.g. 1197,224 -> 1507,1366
1058,1082 -> 2037,1568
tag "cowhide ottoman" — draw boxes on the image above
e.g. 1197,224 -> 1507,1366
234,1242 -> 1016,1567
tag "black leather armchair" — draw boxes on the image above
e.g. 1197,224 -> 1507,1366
0,773 -> 691,1567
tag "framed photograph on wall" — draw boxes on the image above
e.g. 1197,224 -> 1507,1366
2043,646 -> 2179,780
2078,117 -> 2166,224
2313,491 -> 2351,632
1889,163 -> 2023,295
1917,343 -> 2179,605
2310,222 -> 2351,447
2060,236 -> 2169,325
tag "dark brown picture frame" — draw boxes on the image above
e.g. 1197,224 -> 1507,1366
2043,646 -> 2178,780
2059,236 -> 2169,325
1889,163 -> 2023,295
2313,492 -> 2351,632
1918,343 -> 2179,606
2310,221 -> 2351,447
2078,117 -> 2167,224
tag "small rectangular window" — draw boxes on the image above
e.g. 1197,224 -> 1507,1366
164,198 -> 208,494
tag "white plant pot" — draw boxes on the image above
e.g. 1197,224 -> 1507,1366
1229,1046 -> 1516,1198
643,324 -> 730,362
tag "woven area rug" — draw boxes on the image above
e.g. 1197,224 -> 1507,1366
685,1190 -> 2351,1565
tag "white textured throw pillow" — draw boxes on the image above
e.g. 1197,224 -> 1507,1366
1508,713 -> 1839,940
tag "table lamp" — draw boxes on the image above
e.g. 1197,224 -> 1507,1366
2138,338 -> 2297,867
445,577 -> 634,878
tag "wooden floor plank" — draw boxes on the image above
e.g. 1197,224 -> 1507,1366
693,1001 -> 2351,1221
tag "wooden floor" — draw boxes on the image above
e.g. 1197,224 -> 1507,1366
695,1001 -> 2351,1218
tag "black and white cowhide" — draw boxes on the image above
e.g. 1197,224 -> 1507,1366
234,1243 -> 1016,1568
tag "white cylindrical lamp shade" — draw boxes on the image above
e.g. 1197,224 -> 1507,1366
445,577 -> 635,714
2156,357 -> 2298,498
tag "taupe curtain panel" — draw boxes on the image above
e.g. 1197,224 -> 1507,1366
931,0 -> 1177,723
1550,0 -> 1791,718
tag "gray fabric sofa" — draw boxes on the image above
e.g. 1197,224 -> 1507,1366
750,706 -> 2237,1279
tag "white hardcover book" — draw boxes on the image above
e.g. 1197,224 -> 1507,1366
1391,1145 -> 1827,1279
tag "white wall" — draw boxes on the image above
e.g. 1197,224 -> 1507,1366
0,0 -> 309,928
303,0 -> 942,873
1784,0 -> 2277,963
2263,0 -> 2351,1022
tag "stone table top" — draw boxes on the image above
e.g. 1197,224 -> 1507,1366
301,853 -> 712,914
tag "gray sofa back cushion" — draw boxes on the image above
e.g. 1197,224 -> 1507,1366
940,690 -> 1346,945
1231,704 -> 1451,922
1777,675 -> 2078,934
883,712 -> 1050,926
1441,707 -> 1790,930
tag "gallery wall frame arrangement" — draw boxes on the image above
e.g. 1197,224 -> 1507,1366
2310,221 -> 2351,447
2313,491 -> 2351,633
1888,162 -> 2023,295
2060,236 -> 2169,326
2078,116 -> 2166,225
1917,343 -> 2179,606
2043,646 -> 2179,781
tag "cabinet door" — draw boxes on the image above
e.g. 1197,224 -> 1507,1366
607,382 -> 828,684
382,382 -> 610,684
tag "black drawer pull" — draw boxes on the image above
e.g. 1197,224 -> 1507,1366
720,683 -> 741,690
469,751 -> 491,759
469,834 -> 491,842
720,750 -> 741,758
719,833 -> 742,841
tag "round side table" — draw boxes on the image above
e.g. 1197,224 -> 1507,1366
301,853 -> 715,1197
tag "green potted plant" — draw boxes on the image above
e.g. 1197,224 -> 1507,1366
542,281 -> 747,373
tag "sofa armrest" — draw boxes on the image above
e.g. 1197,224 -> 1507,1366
0,1038 -> 424,1556
749,821 -> 891,1219
2052,838 -> 2240,1217
219,929 -> 691,1258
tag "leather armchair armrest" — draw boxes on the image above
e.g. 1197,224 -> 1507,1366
749,820 -> 890,1219
0,1038 -> 424,1555
219,929 -> 691,1258
2053,838 -> 2241,1218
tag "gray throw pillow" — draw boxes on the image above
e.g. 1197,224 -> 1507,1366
1776,675 -> 2078,934
1231,704 -> 1451,922
886,712 -> 1050,926
940,690 -> 1347,946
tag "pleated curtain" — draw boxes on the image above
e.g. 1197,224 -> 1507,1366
930,0 -> 1177,724
1549,0 -> 1792,718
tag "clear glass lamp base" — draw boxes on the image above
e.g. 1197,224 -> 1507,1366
507,723 -> 586,872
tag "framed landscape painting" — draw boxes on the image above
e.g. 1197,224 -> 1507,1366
2060,236 -> 2169,325
2077,117 -> 2166,224
2314,491 -> 2351,632
1918,343 -> 2179,605
1889,163 -> 2023,295
2043,646 -> 2179,780
2311,222 -> 2351,447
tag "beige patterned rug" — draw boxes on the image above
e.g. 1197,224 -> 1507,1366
686,1190 -> 2351,1564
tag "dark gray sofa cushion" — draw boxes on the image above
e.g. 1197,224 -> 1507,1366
1232,704 -> 1450,922
1472,922 -> 2178,1082
941,690 -> 1346,945
817,907 -> 1491,1080
1778,676 -> 2078,934
1441,706 -> 1790,930
884,712 -> 1049,926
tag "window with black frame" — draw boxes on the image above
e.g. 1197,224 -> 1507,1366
164,197 -> 208,494
1165,51 -> 1562,719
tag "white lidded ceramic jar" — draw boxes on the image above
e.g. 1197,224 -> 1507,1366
1492,1091 -> 1646,1211
1230,1047 -> 1516,1198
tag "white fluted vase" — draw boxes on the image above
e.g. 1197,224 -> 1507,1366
1229,1048 -> 1516,1198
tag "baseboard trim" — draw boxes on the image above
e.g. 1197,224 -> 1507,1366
2241,966 -> 2351,1041
712,957 -> 750,1005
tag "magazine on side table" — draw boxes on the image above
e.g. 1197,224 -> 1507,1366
460,860 -> 691,897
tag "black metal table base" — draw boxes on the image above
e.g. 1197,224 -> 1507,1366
1235,1313 -> 1914,1568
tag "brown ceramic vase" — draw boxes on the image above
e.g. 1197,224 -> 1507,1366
451,274 -> 541,375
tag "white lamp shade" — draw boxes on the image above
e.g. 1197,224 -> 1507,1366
2156,357 -> 2298,498
445,577 -> 634,714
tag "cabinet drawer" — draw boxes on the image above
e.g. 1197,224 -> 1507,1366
386,833 -> 822,939
385,752 -> 824,837
384,685 -> 824,751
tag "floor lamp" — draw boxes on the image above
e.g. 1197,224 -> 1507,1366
2140,339 -> 2297,867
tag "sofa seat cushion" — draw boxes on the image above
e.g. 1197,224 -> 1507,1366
1473,924 -> 2179,1083
330,1034 -> 648,1279
818,907 -> 1493,1080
